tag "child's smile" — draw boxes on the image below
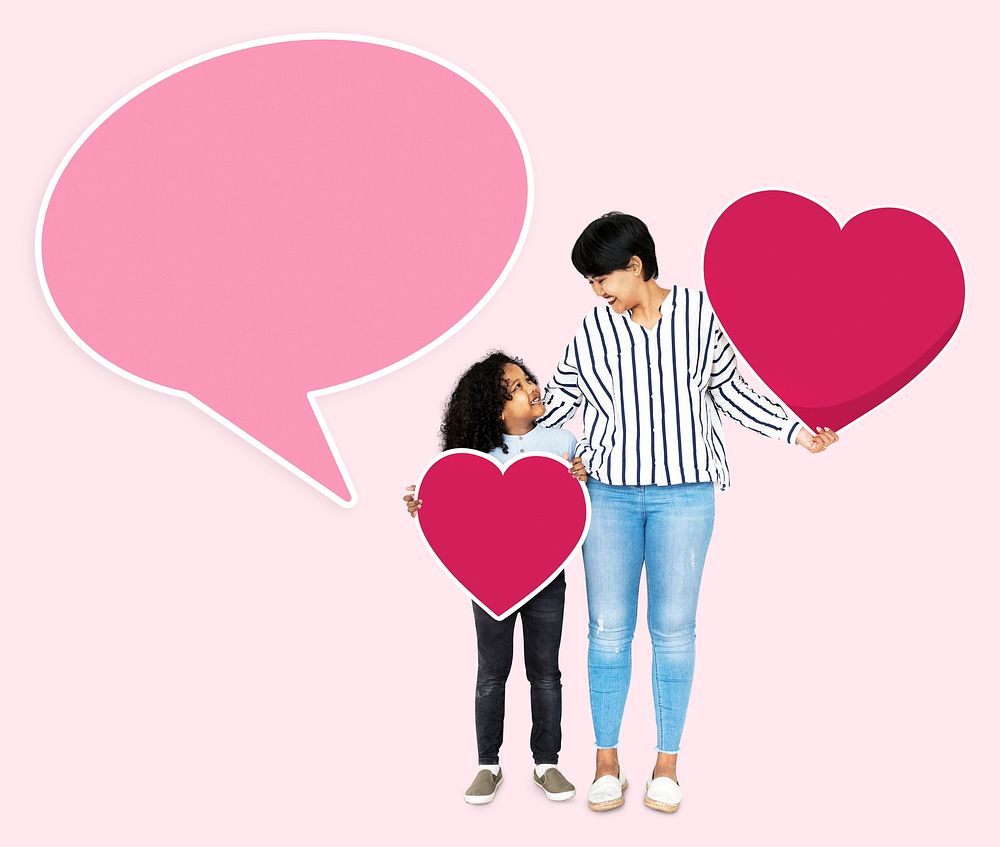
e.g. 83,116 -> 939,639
501,363 -> 546,433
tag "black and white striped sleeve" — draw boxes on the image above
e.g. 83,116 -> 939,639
537,339 -> 584,429
707,326 -> 802,445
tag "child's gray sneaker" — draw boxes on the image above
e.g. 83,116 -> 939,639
464,768 -> 503,805
533,767 -> 576,801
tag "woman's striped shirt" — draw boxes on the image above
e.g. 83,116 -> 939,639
537,285 -> 802,490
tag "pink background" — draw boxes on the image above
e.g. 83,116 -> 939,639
3,2 -> 997,844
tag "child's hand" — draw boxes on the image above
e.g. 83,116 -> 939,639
403,484 -> 422,517
564,452 -> 589,483
794,426 -> 840,453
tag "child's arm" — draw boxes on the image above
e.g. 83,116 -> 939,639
564,452 -> 588,483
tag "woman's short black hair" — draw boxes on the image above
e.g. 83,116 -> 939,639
571,212 -> 659,281
439,351 -> 539,455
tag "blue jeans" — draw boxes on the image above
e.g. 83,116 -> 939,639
583,480 -> 715,753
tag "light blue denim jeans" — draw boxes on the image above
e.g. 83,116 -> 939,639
583,480 -> 715,753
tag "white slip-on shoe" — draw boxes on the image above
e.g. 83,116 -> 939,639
587,771 -> 628,811
644,775 -> 682,812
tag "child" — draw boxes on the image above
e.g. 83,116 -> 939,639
404,351 -> 587,805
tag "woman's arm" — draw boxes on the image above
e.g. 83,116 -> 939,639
706,325 -> 802,445
536,339 -> 584,429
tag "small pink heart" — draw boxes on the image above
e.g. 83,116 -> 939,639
415,450 -> 590,620
704,190 -> 965,431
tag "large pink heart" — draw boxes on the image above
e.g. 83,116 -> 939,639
415,450 -> 590,620
704,190 -> 965,431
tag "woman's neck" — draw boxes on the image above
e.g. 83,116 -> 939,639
630,283 -> 670,326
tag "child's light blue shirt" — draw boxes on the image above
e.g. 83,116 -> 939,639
488,426 -> 577,466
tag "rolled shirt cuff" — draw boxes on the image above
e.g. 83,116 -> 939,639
784,419 -> 804,445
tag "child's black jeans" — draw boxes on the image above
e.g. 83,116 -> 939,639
471,571 -> 566,765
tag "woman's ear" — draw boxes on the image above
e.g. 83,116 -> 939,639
630,255 -> 643,277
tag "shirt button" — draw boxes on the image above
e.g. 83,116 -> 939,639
520,449 -> 524,453
518,436 -> 523,440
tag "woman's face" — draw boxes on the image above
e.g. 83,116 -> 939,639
587,259 -> 643,313
500,363 -> 545,429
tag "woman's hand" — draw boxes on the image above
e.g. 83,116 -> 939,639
403,484 -> 422,517
564,452 -> 589,483
795,426 -> 840,453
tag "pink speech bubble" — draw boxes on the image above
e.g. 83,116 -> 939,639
415,451 -> 590,620
36,35 -> 531,507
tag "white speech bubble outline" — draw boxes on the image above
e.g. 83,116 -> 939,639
701,187 -> 966,436
412,449 -> 592,621
35,33 -> 535,509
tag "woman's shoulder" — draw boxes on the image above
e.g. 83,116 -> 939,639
674,284 -> 719,321
672,283 -> 706,303
576,302 -> 615,333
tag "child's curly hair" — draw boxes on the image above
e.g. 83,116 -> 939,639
440,351 -> 540,454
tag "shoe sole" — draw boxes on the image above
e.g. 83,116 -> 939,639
587,778 -> 628,811
643,796 -> 680,813
536,785 -> 576,801
464,774 -> 503,805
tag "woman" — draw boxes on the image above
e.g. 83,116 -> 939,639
536,212 -> 838,813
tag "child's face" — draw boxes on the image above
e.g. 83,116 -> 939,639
501,363 -> 545,431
